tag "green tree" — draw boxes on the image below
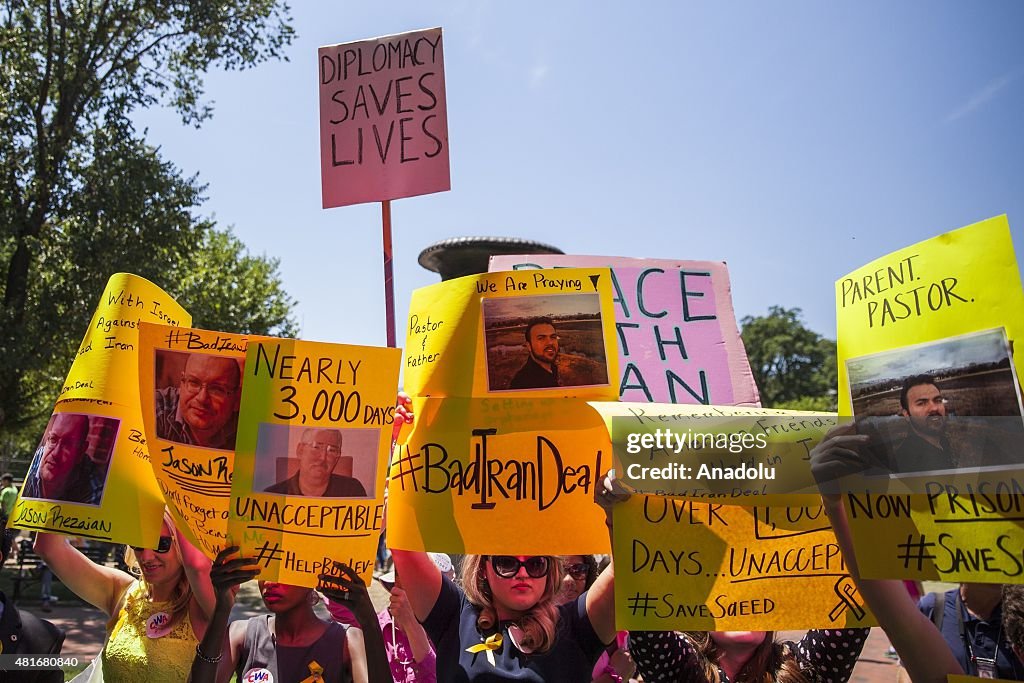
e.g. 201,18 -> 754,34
174,227 -> 298,337
0,1 -> 295,446
740,306 -> 837,410
1,130 -> 298,464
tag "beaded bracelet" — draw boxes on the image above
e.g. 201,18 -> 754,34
195,644 -> 223,664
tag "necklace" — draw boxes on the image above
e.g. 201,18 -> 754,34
957,592 -> 1005,679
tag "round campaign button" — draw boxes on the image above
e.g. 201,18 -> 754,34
242,668 -> 274,683
145,611 -> 173,639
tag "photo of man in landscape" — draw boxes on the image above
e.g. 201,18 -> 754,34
846,328 -> 1022,474
483,294 -> 611,392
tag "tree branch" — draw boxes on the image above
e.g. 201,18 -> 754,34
32,0 -> 55,200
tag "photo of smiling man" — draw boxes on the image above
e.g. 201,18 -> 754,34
154,350 -> 242,451
482,293 -> 611,393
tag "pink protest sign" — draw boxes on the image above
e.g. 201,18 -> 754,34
319,28 -> 450,208
489,255 -> 760,407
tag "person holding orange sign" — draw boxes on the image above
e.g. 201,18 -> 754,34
388,394 -> 617,681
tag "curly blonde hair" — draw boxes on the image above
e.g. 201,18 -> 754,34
462,555 -> 563,654
683,632 -> 811,683
122,510 -> 193,625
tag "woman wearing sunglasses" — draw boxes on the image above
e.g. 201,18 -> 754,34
389,550 -> 616,681
34,509 -> 216,681
558,556 -> 599,606
389,395 -> 616,681
558,556 -> 637,683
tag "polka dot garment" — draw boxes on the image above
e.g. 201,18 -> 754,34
629,628 -> 869,683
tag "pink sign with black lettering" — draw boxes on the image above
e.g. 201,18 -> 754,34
319,27 -> 450,208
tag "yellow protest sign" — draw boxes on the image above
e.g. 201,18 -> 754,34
949,676 -> 1017,683
838,216 -> 1024,390
844,490 -> 1024,582
403,268 -> 619,399
387,396 -> 611,554
139,323 -> 255,557
591,402 -> 834,502
228,338 -> 400,587
837,216 -> 1024,481
8,274 -> 191,546
836,216 -> 1024,582
58,274 -> 189,402
614,494 -> 873,630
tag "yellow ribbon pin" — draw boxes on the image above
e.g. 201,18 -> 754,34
465,633 -> 503,666
300,660 -> 324,683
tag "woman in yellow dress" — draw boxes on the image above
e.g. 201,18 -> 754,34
35,510 -> 214,681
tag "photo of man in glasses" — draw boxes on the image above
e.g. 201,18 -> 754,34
22,412 -> 116,506
264,427 -> 367,498
154,352 -> 242,451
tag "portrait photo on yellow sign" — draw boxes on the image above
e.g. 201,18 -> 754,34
19,410 -> 116,508
614,494 -> 873,631
252,422 -> 379,499
387,395 -> 611,555
138,323 -> 255,557
835,216 -> 1024,495
403,267 -> 619,400
8,274 -> 190,546
844,328 -> 1024,488
9,401 -> 167,546
228,337 -> 400,588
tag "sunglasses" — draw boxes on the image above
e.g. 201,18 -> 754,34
130,536 -> 173,554
564,562 -> 588,580
489,556 -> 549,579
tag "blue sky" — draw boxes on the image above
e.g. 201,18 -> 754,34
484,294 -> 601,323
847,328 -> 1011,388
133,1 -> 1024,350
